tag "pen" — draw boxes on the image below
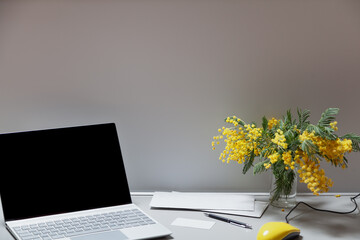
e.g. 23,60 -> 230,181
204,213 -> 252,229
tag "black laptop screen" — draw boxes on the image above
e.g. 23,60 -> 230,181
0,123 -> 132,221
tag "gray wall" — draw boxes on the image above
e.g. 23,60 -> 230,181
1,0 -> 360,193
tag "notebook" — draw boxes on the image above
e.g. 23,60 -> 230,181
0,123 -> 171,240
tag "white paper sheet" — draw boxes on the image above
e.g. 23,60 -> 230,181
203,201 -> 269,218
171,218 -> 215,229
150,192 -> 255,211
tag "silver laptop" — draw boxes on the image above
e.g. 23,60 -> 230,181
0,123 -> 171,240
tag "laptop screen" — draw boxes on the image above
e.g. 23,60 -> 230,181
0,123 -> 132,221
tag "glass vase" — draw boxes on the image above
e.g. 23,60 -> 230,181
269,171 -> 297,208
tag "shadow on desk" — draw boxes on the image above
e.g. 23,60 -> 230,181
287,203 -> 360,239
153,237 -> 174,240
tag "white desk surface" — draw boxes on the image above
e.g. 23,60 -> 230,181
1,193 -> 359,240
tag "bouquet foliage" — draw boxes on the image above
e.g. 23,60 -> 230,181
212,108 -> 360,200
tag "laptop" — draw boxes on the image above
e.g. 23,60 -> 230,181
0,123 -> 171,240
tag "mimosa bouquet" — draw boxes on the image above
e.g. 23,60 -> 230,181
212,108 -> 360,201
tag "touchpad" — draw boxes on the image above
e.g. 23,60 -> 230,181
70,230 -> 129,240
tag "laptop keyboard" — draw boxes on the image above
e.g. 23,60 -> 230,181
12,209 -> 156,240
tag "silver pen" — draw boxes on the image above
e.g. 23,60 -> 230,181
204,213 -> 252,229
